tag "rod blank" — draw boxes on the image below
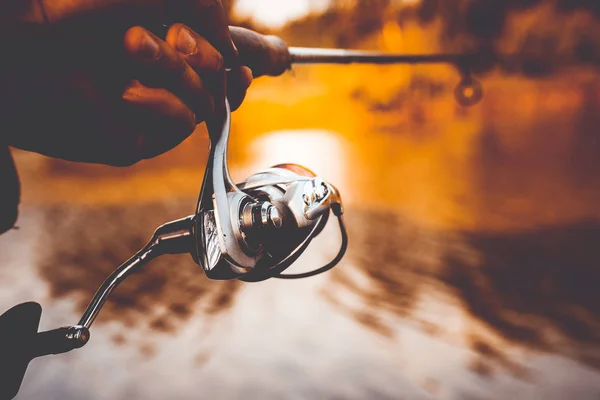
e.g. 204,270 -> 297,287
289,47 -> 466,65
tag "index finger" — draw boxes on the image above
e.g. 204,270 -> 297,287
165,0 -> 238,64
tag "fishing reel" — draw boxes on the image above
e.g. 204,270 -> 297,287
0,100 -> 346,398
195,104 -> 345,283
74,100 -> 346,337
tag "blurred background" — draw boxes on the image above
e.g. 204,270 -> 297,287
2,0 -> 600,399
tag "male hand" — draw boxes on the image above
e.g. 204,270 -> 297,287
0,0 -> 253,233
0,0 -> 252,165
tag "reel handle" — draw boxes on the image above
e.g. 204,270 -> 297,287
0,303 -> 87,399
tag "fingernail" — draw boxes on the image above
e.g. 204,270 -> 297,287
177,27 -> 197,55
138,32 -> 160,59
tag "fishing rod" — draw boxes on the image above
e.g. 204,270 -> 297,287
229,27 -> 484,106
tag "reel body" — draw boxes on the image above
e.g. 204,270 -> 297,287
197,164 -> 343,282
193,102 -> 345,282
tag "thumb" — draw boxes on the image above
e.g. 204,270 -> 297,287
0,145 -> 20,233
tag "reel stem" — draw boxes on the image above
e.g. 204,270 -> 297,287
77,244 -> 159,329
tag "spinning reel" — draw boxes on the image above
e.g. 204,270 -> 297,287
29,100 -> 347,356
